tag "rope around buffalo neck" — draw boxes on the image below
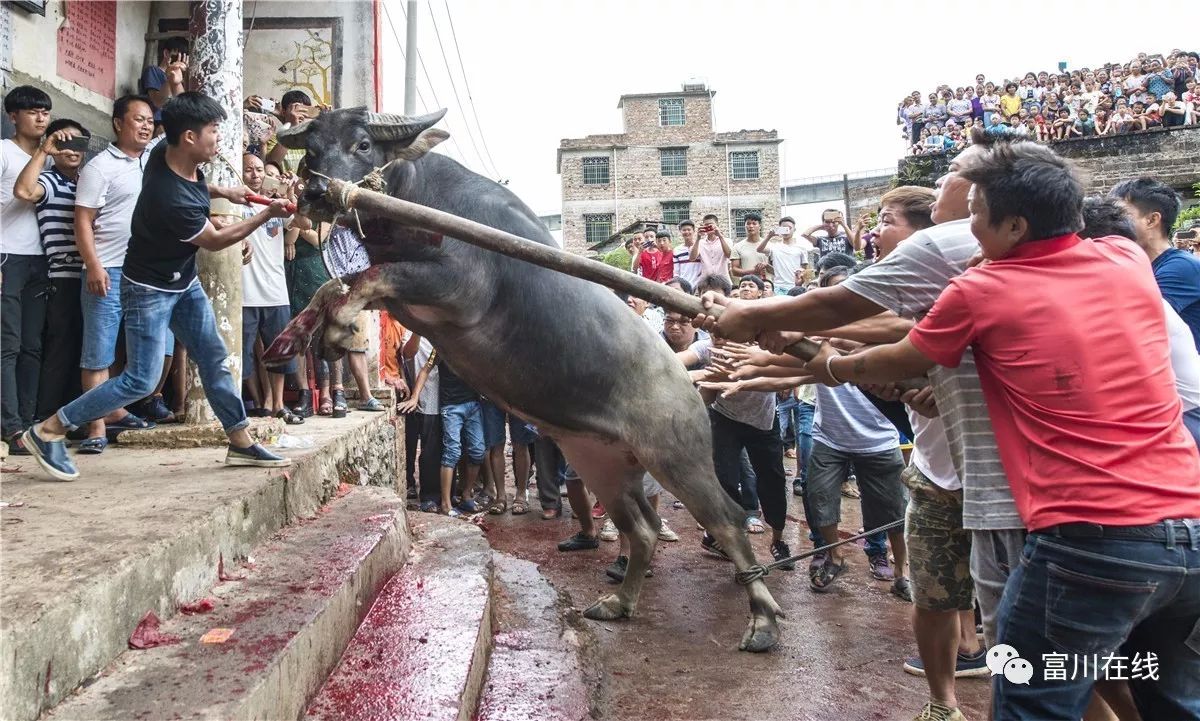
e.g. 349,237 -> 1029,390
733,518 -> 906,585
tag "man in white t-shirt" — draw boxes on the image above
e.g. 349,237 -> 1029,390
73,94 -> 172,446
757,216 -> 814,294
672,220 -> 704,289
240,153 -> 305,423
398,331 -> 443,512
1,86 -> 52,452
730,211 -> 769,281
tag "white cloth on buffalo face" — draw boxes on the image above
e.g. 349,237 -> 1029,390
323,224 -> 372,278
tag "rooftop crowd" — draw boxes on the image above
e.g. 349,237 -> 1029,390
900,49 -> 1200,154
3,34 -> 1199,721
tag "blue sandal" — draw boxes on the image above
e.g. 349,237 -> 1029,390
105,413 -> 156,439
77,437 -> 108,455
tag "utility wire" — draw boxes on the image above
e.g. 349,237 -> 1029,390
442,0 -> 501,178
428,2 -> 497,178
382,1 -> 469,166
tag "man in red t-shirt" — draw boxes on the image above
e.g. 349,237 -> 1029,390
798,142 -> 1200,721
635,229 -> 675,283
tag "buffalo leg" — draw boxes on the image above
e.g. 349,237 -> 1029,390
582,472 -> 660,620
640,446 -> 784,653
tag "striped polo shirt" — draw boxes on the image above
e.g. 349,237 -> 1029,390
840,218 -> 1022,531
35,167 -> 83,280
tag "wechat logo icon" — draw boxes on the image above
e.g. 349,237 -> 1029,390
987,644 -> 1034,685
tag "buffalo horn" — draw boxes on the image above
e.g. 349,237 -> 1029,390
276,120 -> 312,149
366,108 -> 448,142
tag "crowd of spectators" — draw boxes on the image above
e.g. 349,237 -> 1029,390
900,49 -> 1200,155
0,37 -> 392,474
6,33 -> 1200,721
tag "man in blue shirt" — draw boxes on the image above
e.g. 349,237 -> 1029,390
139,37 -> 189,121
1112,177 -> 1200,350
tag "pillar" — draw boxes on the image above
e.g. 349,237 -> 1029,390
185,0 -> 244,424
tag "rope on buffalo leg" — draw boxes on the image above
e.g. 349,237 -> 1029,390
733,518 -> 906,586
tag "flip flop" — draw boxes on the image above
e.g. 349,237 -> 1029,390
275,409 -> 305,425
77,437 -> 108,455
810,555 -> 848,593
745,516 -> 766,534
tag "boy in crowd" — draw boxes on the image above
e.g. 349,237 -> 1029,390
730,212 -> 769,281
756,216 -> 813,294
24,92 -> 293,480
397,332 -> 443,512
11,119 -> 90,421
1111,177 -> 1200,350
691,213 -> 731,284
139,36 -> 189,120
1,86 -> 52,453
672,220 -> 704,289
435,355 -> 485,516
239,152 -> 306,424
802,210 -> 857,258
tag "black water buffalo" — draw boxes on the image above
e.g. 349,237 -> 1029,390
266,107 -> 784,651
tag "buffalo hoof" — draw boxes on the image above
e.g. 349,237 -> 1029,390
738,614 -> 780,653
263,333 -> 307,365
583,594 -> 633,621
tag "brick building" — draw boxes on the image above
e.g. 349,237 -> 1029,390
557,83 -> 782,254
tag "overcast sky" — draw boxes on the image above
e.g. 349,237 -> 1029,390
380,0 -> 1192,217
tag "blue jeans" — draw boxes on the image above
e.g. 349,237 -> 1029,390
779,397 -> 816,483
80,267 -> 174,370
58,281 -> 248,433
440,400 -> 484,468
993,529 -> 1200,721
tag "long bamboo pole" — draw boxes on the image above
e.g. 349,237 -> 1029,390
323,179 -> 927,391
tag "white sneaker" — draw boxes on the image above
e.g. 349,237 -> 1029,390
658,520 -> 679,542
599,518 -> 619,542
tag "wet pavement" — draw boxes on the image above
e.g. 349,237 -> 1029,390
477,473 -> 991,721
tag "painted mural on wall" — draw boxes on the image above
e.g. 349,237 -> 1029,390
245,25 -> 334,106
56,0 -> 116,98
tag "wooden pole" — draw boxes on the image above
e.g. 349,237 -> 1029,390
324,179 -> 928,391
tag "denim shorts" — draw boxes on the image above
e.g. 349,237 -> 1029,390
80,268 -> 173,370
480,398 -> 537,448
242,305 -> 298,379
440,400 -> 484,467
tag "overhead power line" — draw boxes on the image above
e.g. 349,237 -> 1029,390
442,0 -> 501,179
427,2 -> 498,178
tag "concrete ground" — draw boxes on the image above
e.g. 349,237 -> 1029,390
478,472 -> 992,721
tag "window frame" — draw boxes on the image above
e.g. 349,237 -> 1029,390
729,150 -> 760,180
658,98 -> 685,127
581,156 -> 611,186
583,213 -> 614,245
660,201 -> 692,226
659,147 -> 688,177
732,208 -> 764,239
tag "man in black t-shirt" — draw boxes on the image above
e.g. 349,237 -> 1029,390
437,357 -> 486,515
23,92 -> 293,481
801,209 -> 857,259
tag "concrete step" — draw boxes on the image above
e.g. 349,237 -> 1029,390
304,514 -> 494,721
476,553 -> 598,721
42,487 -> 409,721
0,411 -> 400,721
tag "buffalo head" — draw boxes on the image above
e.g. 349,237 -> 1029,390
277,107 -> 449,217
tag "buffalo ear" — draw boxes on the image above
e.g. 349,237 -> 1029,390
387,128 -> 450,161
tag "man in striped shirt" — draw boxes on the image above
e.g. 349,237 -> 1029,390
10,118 -> 89,422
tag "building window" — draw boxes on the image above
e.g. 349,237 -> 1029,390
582,157 -> 610,185
732,208 -> 764,238
659,98 -> 684,126
660,148 -> 687,176
584,214 -> 614,245
729,151 -> 760,180
660,201 -> 691,225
